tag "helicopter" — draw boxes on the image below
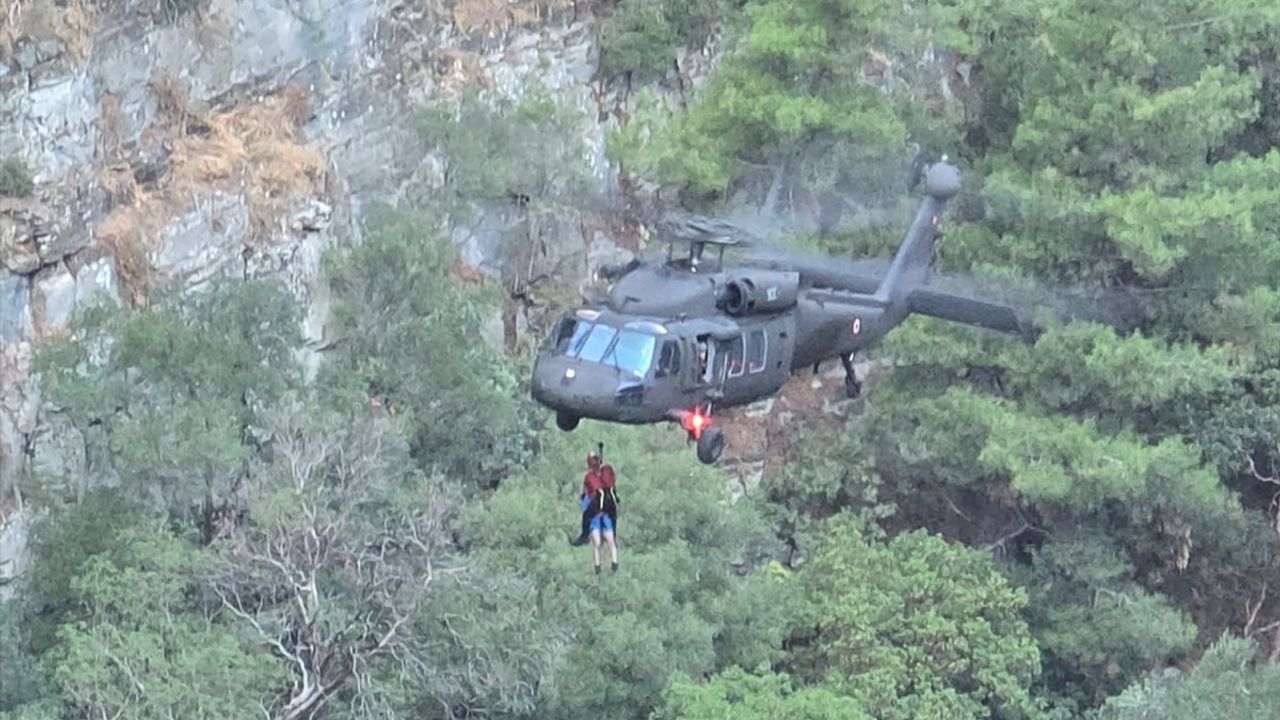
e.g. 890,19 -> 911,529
529,159 -> 1131,464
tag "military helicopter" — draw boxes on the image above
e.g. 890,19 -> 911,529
530,159 -> 1130,464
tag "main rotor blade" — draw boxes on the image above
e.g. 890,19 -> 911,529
741,248 -> 889,294
912,272 -> 1147,338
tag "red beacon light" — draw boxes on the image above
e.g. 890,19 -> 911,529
681,407 -> 711,440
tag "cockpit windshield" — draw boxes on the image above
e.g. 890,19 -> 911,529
604,329 -> 657,377
550,316 -> 659,377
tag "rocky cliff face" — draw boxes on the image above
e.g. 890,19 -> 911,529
0,0 -> 655,595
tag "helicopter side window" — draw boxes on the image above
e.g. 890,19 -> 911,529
726,335 -> 745,378
553,317 -> 589,353
656,340 -> 681,378
696,335 -> 716,383
746,329 -> 767,374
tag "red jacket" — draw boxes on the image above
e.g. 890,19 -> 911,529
582,465 -> 616,496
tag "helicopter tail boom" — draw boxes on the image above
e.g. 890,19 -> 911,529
906,289 -> 1037,340
873,160 -> 961,306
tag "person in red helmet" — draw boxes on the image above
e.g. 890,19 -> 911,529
570,450 -> 619,573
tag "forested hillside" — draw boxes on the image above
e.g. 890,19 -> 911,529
3,1 -> 1280,718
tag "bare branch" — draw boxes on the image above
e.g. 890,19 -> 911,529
1246,453 -> 1280,486
944,493 -> 973,523
207,400 -> 456,715
980,521 -> 1040,553
1245,582 -> 1268,638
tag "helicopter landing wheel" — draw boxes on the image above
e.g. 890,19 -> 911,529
556,411 -> 580,432
696,425 -> 725,465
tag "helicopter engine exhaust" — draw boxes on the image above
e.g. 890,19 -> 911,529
719,270 -> 800,316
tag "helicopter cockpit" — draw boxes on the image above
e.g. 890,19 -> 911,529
546,312 -> 662,379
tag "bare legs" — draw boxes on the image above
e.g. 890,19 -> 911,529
590,529 -> 619,572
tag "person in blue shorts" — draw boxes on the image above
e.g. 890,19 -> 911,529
575,452 -> 618,574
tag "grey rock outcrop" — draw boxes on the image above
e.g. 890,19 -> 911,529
0,273 -> 31,343
0,508 -> 31,603
153,192 -> 249,288
32,264 -> 77,333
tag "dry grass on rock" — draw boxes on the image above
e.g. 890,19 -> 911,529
94,77 -> 327,305
1,0 -> 96,62
450,0 -> 580,37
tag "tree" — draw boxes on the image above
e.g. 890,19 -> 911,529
34,279 -> 303,540
1094,634 -> 1280,720
758,418 -> 893,561
319,204 -> 533,488
1011,529 -> 1199,707
23,488 -> 145,654
791,517 -> 1048,720
43,522 -> 284,719
415,86 -> 592,352
655,666 -> 872,720
597,0 -> 725,82
940,1 -> 1280,287
614,0 -> 939,210
206,399 -> 465,718
0,601 -> 47,714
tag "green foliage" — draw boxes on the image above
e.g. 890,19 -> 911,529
792,518 -> 1047,720
0,158 -> 34,197
390,571 -> 568,717
598,0 -> 724,81
25,489 -> 148,654
461,423 -> 794,720
999,323 -> 1236,422
616,0 -> 911,201
34,279 -> 302,533
1094,635 -> 1280,720
44,522 -> 285,719
944,0 -> 1280,288
0,699 -> 61,720
413,84 -> 593,354
760,418 -> 893,556
0,602 -> 47,713
8,4 -> 1280,719
1012,530 -> 1199,707
599,0 -> 677,81
415,84 -> 590,215
320,204 -> 532,486
655,666 -> 872,720
202,398 -> 549,718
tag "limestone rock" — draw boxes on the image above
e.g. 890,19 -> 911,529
75,257 -> 120,309
153,193 -> 248,288
0,508 -> 31,602
32,264 -> 77,334
588,231 -> 634,272
0,198 -> 58,275
0,67 -> 96,186
0,343 -> 38,508
0,222 -> 41,276
28,409 -> 87,496
289,200 -> 333,233
0,273 -> 31,343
